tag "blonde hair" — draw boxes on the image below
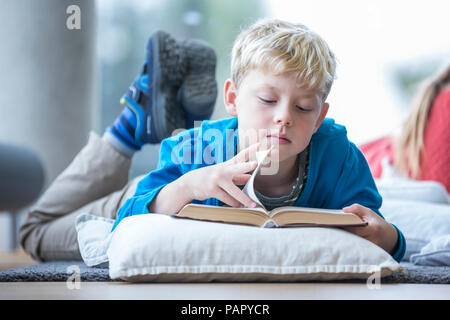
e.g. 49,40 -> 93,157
231,18 -> 337,100
394,63 -> 450,178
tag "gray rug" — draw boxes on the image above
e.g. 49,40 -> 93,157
0,261 -> 448,283
0,261 -> 116,282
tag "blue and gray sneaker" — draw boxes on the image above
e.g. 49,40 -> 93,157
105,31 -> 217,157
106,30 -> 187,154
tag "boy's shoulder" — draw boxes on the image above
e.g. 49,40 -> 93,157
198,117 -> 238,131
160,117 -> 239,166
311,118 -> 351,155
314,118 -> 347,138
166,117 -> 238,141
162,117 -> 238,145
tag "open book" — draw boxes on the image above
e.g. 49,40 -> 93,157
176,149 -> 367,228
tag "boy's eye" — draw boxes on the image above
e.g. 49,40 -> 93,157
296,105 -> 312,112
259,97 -> 276,104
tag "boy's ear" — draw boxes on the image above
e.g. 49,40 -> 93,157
313,102 -> 329,133
224,78 -> 238,117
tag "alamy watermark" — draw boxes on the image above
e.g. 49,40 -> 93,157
366,265 -> 409,289
366,265 -> 381,289
169,124 -> 280,176
66,265 -> 81,290
66,5 -> 81,30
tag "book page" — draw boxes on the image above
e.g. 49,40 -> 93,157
271,206 -> 344,215
176,204 -> 270,227
242,148 -> 271,211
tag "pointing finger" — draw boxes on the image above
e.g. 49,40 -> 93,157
233,142 -> 260,163
221,180 -> 257,208
232,174 -> 252,185
215,188 -> 242,208
230,160 -> 258,174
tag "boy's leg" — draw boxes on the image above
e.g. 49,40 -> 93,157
20,175 -> 143,261
19,31 -> 218,261
19,131 -> 133,261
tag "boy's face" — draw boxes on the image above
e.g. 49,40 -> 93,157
224,69 -> 329,164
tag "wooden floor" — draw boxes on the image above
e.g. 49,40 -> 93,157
0,249 -> 37,271
1,249 -> 449,300
1,281 -> 449,300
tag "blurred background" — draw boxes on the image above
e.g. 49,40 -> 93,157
0,0 -> 449,251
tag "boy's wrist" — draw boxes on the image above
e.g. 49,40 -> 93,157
382,222 -> 399,255
147,175 -> 194,214
176,172 -> 195,203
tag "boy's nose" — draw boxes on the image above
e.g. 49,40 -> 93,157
273,106 -> 292,126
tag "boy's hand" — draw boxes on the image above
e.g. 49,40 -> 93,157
182,142 -> 260,208
342,204 -> 398,255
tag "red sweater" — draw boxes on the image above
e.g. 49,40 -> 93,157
360,90 -> 450,193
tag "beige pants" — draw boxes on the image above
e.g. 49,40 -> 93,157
19,132 -> 144,261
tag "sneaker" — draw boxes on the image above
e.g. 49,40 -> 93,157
106,31 -> 218,153
178,39 -> 218,128
119,30 -> 188,145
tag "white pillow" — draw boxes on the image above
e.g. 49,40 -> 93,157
377,179 -> 449,204
410,235 -> 450,266
76,213 -> 114,267
375,175 -> 450,263
107,214 -> 400,282
380,199 -> 450,261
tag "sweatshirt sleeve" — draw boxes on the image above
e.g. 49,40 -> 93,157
390,224 -> 407,263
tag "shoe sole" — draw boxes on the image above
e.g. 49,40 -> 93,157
151,31 -> 187,142
178,39 -> 217,123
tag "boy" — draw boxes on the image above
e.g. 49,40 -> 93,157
112,19 -> 405,262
